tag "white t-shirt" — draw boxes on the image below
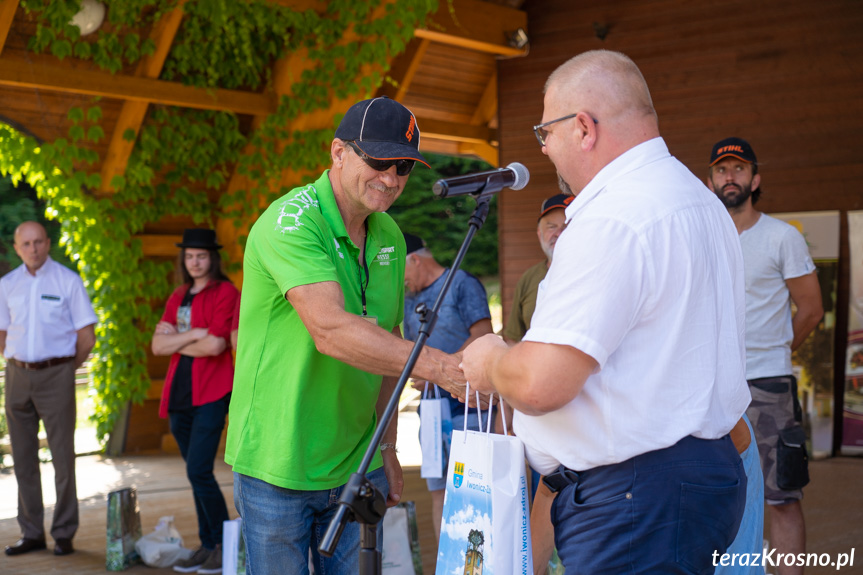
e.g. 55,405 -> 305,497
0,257 -> 97,362
517,137 -> 751,473
739,214 -> 816,379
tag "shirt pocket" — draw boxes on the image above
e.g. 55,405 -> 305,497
40,295 -> 67,322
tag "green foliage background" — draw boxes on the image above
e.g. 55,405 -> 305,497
388,153 -> 498,277
0,0 -> 442,442
0,177 -> 76,276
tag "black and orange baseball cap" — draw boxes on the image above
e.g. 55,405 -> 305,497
538,193 -> 574,221
335,96 -> 429,167
709,137 -> 757,166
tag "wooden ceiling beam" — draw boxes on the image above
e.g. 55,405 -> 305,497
139,234 -> 181,257
418,0 -> 527,57
100,2 -> 187,194
457,141 -> 498,167
418,117 -> 497,146
0,57 -> 277,116
395,38 -> 430,101
471,69 -> 498,126
0,0 -> 18,57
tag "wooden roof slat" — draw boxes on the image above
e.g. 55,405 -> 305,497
471,70 -> 498,126
395,38 -> 430,102
0,57 -> 277,115
457,142 -> 497,166
139,234 -> 181,257
100,2 -> 187,193
419,118 -> 497,145
419,0 -> 527,56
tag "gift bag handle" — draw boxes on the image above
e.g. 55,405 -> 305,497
463,381 -> 497,441
463,381 -> 486,440
422,381 -> 442,400
498,396 -> 509,436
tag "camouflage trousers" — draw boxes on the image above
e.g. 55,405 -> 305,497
746,375 -> 810,504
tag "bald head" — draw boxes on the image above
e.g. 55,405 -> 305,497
539,51 -> 660,195
545,50 -> 657,129
14,221 -> 51,274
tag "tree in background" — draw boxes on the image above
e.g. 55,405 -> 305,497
388,153 -> 498,278
0,175 -> 74,276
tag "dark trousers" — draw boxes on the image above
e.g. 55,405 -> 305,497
4,362 -> 79,541
169,394 -> 230,549
549,434 -> 746,574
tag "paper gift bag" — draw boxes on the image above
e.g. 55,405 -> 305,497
106,486 -> 142,570
382,501 -> 423,574
223,517 -> 247,575
420,383 -> 453,479
436,394 -> 533,575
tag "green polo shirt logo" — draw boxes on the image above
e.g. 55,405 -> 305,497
275,188 -> 319,233
374,245 -> 396,266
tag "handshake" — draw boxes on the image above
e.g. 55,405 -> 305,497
419,334 -> 510,408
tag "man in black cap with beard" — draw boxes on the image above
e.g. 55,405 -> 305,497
707,137 -> 823,575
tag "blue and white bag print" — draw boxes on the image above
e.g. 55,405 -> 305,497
436,389 -> 533,575
420,382 -> 453,479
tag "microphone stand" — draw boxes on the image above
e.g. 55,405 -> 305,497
319,192 -> 494,574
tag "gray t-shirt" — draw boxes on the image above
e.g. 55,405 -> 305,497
740,213 -> 816,379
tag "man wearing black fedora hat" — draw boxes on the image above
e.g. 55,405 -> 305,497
225,96 -> 467,574
151,228 -> 239,574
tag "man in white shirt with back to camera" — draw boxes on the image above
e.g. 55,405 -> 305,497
461,50 -> 752,574
1,221 -> 97,558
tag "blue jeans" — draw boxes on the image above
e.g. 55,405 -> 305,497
169,395 -> 230,549
550,434 -> 746,574
234,467 -> 389,575
717,414 -> 766,574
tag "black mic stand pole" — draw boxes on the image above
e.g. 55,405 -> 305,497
319,192 -> 494,575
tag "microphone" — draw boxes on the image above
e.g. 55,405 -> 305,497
433,162 -> 530,198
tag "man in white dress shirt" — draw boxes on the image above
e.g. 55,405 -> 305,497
0,221 -> 97,557
461,50 -> 751,573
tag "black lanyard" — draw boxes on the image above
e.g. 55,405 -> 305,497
358,222 -> 370,316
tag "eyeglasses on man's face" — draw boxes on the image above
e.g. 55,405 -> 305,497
533,112 -> 597,147
346,141 -> 416,177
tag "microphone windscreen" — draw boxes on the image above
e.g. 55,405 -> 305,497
507,162 -> 530,190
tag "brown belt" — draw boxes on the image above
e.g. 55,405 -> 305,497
7,356 -> 75,371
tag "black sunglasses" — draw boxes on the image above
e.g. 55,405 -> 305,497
346,141 -> 415,177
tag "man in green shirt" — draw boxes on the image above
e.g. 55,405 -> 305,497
226,96 -> 466,574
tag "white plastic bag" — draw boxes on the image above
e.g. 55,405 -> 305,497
134,515 -> 192,568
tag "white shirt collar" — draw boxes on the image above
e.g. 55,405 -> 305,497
565,137 -> 670,222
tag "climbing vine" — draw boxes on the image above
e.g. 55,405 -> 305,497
1,0 -> 438,441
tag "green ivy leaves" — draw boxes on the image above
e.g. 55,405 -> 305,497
5,0 -> 439,444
